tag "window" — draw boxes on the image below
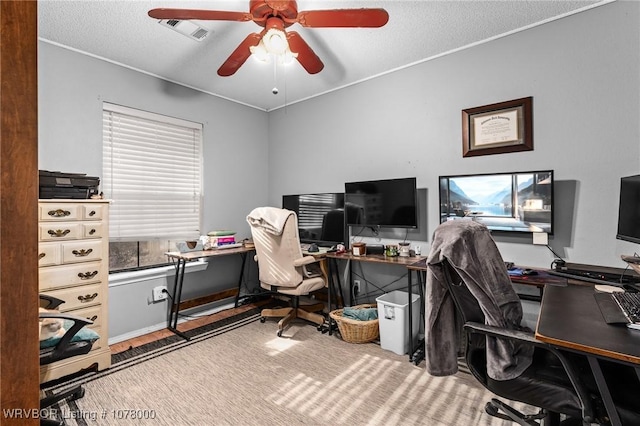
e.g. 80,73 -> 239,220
103,103 -> 203,272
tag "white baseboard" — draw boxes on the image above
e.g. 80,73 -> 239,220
108,300 -> 236,345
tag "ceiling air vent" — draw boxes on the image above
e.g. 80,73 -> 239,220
158,19 -> 210,42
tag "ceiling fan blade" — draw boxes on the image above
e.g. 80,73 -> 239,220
148,8 -> 252,22
217,33 -> 263,77
295,9 -> 389,28
286,32 -> 324,74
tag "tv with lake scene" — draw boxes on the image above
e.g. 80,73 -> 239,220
439,170 -> 554,234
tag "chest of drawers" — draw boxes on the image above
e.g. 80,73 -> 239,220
39,200 -> 111,382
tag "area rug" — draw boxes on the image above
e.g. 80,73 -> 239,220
42,313 -> 534,426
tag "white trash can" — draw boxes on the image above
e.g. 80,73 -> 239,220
375,290 -> 420,355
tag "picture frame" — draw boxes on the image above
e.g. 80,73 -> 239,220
462,96 -> 533,157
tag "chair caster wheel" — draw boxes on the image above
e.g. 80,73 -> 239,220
485,402 -> 499,416
260,317 -> 266,323
277,330 -> 283,337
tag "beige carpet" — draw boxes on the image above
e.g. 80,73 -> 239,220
50,317 -> 534,425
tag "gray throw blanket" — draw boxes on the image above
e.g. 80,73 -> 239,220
425,220 -> 534,381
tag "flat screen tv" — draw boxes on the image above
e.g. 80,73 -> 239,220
344,177 -> 418,228
282,193 -> 346,246
439,170 -> 554,234
616,174 -> 640,244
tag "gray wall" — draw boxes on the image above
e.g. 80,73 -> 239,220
38,42 -> 268,340
268,1 -> 640,272
38,1 -> 640,336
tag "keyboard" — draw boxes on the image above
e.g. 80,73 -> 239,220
612,292 -> 640,327
595,291 -> 640,330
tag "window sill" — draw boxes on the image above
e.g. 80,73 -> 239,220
108,260 -> 208,287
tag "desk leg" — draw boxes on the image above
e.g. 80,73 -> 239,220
408,270 -> 414,362
409,270 -> 426,365
234,252 -> 248,308
588,356 -> 622,426
321,258 -> 347,336
326,258 -> 339,335
168,258 -> 189,340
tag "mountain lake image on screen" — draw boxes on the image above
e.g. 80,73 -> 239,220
439,170 -> 553,234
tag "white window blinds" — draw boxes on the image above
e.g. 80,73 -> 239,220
102,103 -> 202,241
297,194 -> 337,228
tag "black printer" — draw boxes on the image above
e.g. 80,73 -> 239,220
39,170 -> 100,199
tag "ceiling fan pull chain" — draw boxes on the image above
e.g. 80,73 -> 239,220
272,58 -> 279,95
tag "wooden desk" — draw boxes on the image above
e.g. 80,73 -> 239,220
166,246 -> 255,339
536,284 -> 640,425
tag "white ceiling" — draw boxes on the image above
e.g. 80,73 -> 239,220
38,0 -> 608,111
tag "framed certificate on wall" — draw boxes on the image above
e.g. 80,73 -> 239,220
462,96 -> 533,157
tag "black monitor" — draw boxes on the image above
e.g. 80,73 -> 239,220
282,193 -> 346,246
344,177 -> 418,228
439,170 -> 554,234
617,174 -> 640,244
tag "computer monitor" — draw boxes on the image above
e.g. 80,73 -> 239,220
344,177 -> 418,228
439,170 -> 554,234
617,174 -> 640,244
282,193 -> 346,246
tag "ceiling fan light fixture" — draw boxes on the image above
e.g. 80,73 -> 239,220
279,49 -> 298,65
262,27 -> 288,54
250,25 -> 298,65
249,41 -> 270,62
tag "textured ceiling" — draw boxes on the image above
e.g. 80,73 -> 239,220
38,0 -> 608,111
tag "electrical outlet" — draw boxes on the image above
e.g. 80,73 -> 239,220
152,286 -> 168,302
354,280 -> 361,296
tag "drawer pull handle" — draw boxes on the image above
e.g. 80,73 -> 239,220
78,271 -> 98,280
72,248 -> 93,257
88,315 -> 98,321
38,252 -> 46,260
48,229 -> 71,238
88,210 -> 96,217
78,293 -> 98,303
48,209 -> 71,218
89,229 -> 96,235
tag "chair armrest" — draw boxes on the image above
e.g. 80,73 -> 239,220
40,313 -> 95,364
39,294 -> 65,310
464,321 -> 539,344
293,256 -> 319,267
463,320 -> 595,423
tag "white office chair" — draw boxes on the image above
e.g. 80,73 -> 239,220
246,207 -> 327,337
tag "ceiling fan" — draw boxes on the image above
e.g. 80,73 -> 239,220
148,1 -> 389,77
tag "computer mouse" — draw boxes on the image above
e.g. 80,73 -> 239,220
308,243 -> 319,253
522,269 -> 538,276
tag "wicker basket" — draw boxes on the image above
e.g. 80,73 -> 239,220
329,304 -> 379,343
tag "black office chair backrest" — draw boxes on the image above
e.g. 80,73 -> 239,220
320,209 -> 344,243
439,259 -> 490,385
441,260 -> 485,325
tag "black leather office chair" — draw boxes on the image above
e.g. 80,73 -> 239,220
425,220 -> 607,426
40,295 -> 97,425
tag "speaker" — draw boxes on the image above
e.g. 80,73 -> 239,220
367,244 -> 385,255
